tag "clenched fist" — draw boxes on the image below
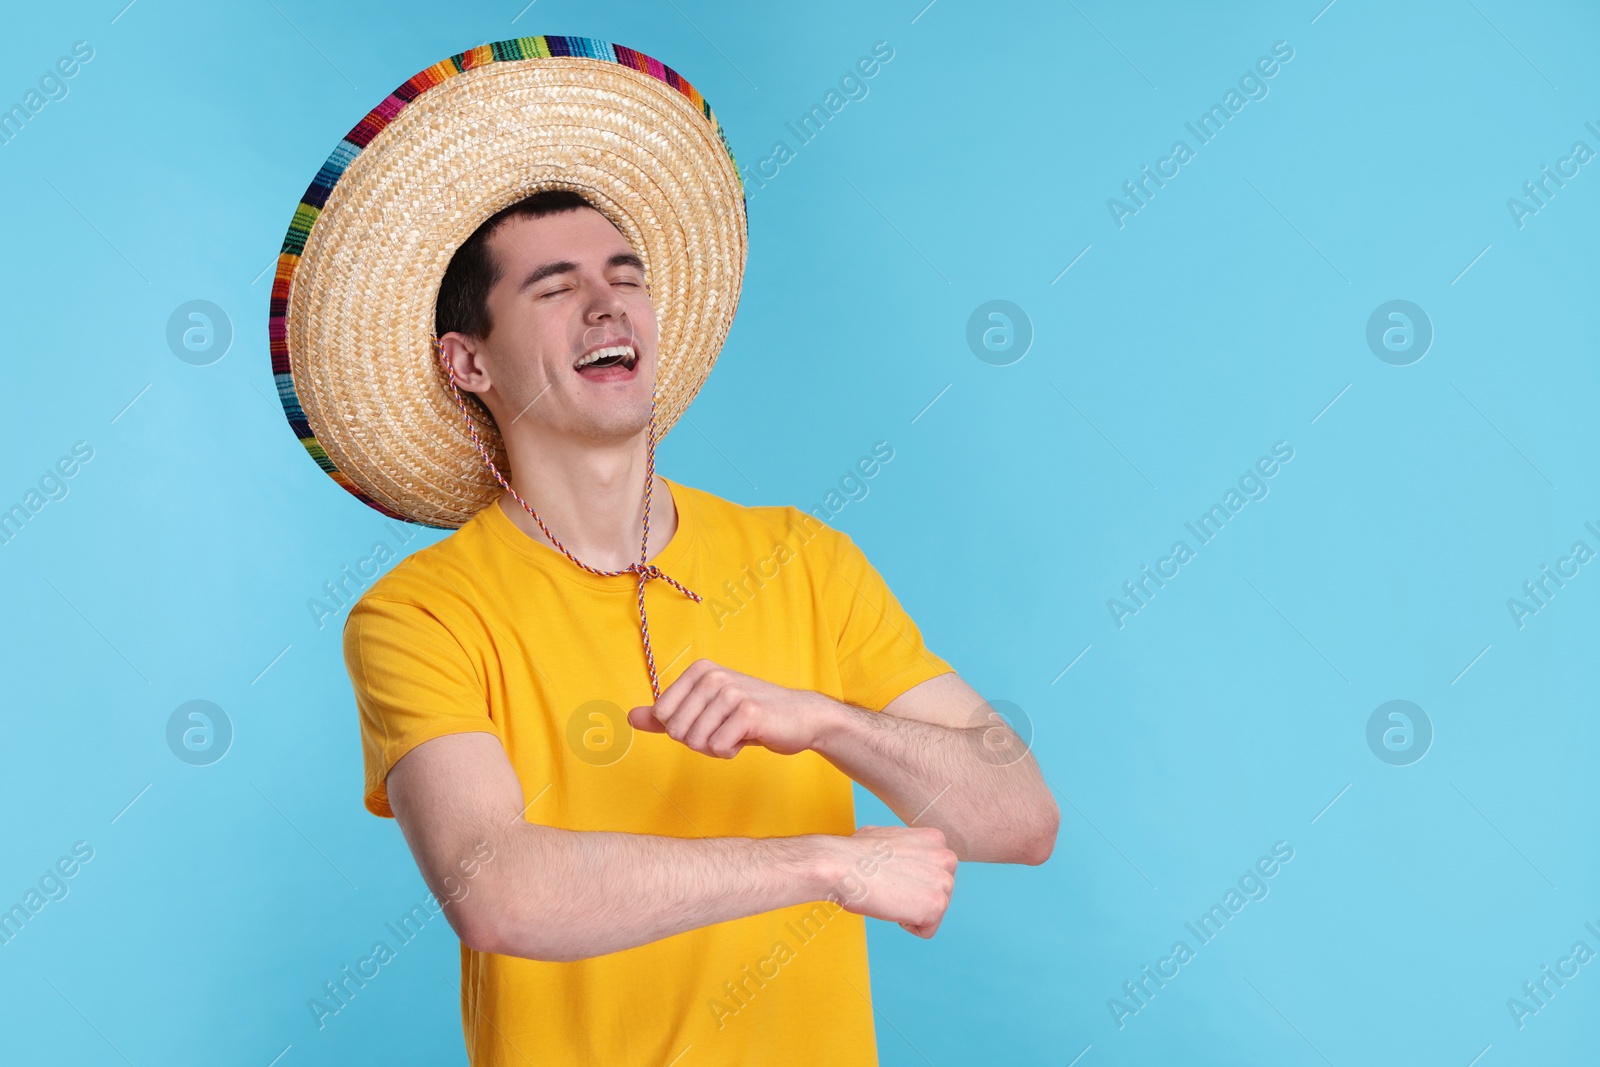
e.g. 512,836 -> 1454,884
628,658 -> 832,759
822,825 -> 959,939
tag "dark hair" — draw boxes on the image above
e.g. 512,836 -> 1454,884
434,188 -> 608,341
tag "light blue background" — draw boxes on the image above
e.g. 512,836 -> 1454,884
2,1 -> 1597,1064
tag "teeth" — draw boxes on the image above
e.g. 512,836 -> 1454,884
575,344 -> 635,370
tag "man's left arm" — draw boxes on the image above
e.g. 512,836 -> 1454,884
629,661 -> 1060,865
812,669 -> 1059,865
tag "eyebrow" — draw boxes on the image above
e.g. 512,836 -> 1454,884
516,252 -> 646,292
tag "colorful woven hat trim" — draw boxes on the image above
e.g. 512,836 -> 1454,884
268,36 -> 746,529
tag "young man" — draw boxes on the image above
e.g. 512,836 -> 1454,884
272,38 -> 1057,1066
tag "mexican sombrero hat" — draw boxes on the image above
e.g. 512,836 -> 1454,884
268,36 -> 748,529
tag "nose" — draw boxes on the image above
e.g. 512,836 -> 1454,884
582,273 -> 629,325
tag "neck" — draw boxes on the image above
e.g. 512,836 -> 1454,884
496,428 -> 677,572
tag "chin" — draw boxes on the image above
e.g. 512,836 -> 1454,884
582,401 -> 654,442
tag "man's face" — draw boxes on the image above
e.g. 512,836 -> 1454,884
469,207 -> 659,443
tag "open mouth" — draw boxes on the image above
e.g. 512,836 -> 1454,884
573,343 -> 639,380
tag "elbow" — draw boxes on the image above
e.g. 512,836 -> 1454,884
455,905 -> 567,960
443,872 -> 523,957
963,792 -> 1060,865
1019,799 -> 1061,867
447,881 -> 583,963
448,893 -> 507,956
1022,819 -> 1058,866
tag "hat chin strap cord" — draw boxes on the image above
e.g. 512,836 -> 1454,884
434,337 -> 702,702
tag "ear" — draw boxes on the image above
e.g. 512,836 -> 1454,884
438,332 -> 492,391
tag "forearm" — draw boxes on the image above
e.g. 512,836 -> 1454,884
811,699 -> 1056,865
465,824 -> 841,962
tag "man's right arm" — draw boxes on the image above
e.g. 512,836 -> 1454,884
384,731 -> 959,962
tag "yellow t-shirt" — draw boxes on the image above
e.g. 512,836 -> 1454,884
342,477 -> 955,1066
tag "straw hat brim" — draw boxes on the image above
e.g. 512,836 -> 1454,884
269,37 -> 748,529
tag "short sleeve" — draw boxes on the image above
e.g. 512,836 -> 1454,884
822,524 -> 955,712
342,595 -> 496,817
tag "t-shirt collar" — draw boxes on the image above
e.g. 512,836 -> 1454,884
476,475 -> 698,592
